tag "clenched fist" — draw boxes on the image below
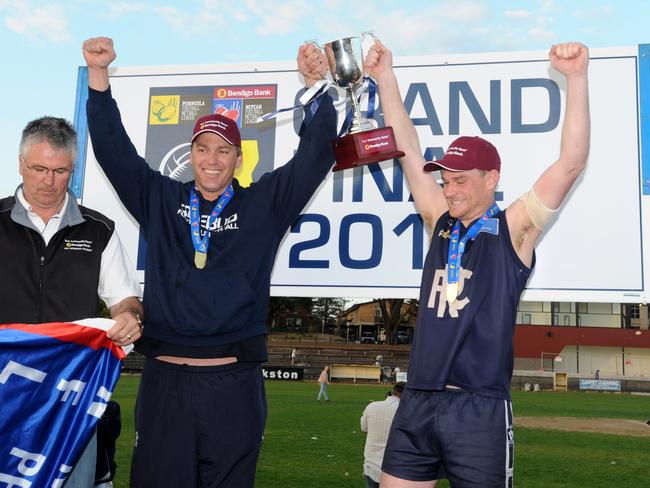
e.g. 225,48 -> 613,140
297,43 -> 328,88
364,39 -> 393,81
549,42 -> 589,77
82,37 -> 116,69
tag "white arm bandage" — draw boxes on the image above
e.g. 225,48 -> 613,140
519,188 -> 559,231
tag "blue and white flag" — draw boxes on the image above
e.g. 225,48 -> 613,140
0,320 -> 125,487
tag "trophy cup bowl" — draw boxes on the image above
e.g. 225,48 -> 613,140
325,37 -> 364,90
315,33 -> 405,172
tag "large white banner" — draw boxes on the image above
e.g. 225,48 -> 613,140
75,46 -> 647,303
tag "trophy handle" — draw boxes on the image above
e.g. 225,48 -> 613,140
304,39 -> 322,49
360,31 -> 377,73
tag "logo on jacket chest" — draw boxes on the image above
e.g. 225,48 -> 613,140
427,265 -> 472,318
63,239 -> 94,253
178,205 -> 239,236
438,218 -> 455,240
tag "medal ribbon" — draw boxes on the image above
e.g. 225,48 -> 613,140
256,77 -> 378,137
189,184 -> 234,260
256,79 -> 331,123
447,203 -> 500,287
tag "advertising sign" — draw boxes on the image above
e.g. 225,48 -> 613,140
75,45 -> 649,302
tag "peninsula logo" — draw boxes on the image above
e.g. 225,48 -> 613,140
149,95 -> 180,125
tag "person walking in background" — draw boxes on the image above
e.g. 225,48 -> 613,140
317,365 -> 330,401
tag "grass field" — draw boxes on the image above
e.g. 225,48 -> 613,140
111,377 -> 650,487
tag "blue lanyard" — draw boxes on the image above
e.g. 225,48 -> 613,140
446,203 -> 499,300
190,184 -> 233,268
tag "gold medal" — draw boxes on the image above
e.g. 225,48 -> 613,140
194,251 -> 207,269
446,282 -> 459,303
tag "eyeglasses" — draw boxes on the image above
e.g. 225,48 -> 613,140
20,156 -> 72,178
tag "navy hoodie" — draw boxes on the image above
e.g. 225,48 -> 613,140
87,87 -> 336,349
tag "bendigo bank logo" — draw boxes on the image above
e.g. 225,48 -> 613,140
149,95 -> 180,125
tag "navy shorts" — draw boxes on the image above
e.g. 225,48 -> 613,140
382,388 -> 514,487
130,358 -> 267,488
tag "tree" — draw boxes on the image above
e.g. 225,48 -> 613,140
311,297 -> 347,334
374,298 -> 418,344
267,297 -> 312,329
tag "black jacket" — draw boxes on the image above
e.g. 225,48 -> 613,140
0,190 -> 114,324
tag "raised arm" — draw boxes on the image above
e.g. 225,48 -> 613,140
260,44 -> 336,228
82,37 -> 115,92
535,43 -> 590,208
507,42 -> 590,265
365,40 -> 448,231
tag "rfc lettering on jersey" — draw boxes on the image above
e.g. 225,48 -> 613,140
428,265 -> 473,317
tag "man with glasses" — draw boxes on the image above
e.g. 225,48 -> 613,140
0,116 -> 143,487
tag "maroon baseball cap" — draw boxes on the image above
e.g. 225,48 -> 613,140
423,136 -> 501,173
191,113 -> 241,147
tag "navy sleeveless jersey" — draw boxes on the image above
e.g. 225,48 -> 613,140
407,210 -> 535,400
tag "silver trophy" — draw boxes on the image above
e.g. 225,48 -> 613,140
319,32 -> 376,133
309,32 -> 404,171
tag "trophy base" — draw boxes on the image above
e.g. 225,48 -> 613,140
331,126 -> 405,172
